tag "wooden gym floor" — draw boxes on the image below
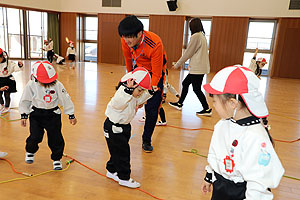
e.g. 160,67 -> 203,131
0,61 -> 300,200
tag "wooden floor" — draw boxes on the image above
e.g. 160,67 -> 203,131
1,61 -> 300,200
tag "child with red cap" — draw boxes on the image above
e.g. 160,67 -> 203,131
19,61 -> 77,170
66,41 -> 76,68
0,48 -> 23,114
104,67 -> 157,188
249,48 -> 268,78
201,65 -> 284,200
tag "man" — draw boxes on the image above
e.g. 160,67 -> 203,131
118,15 -> 167,153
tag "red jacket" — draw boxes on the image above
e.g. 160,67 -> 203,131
121,31 -> 167,86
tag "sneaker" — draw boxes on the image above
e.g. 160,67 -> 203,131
119,178 -> 141,188
139,116 -> 146,122
53,160 -> 62,170
0,152 -> 8,158
106,171 -> 120,182
169,102 -> 183,110
142,143 -> 153,153
25,152 -> 35,164
196,108 -> 212,116
156,121 -> 167,126
0,104 -> 4,111
1,107 -> 9,114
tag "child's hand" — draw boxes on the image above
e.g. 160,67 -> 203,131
126,78 -> 138,88
0,86 -> 9,91
201,181 -> 212,194
69,118 -> 77,125
21,119 -> 27,127
18,61 -> 23,67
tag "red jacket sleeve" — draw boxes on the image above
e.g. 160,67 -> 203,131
150,42 -> 163,86
121,38 -> 133,72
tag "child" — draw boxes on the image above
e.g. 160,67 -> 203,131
19,61 -> 77,170
53,53 -> 66,65
104,67 -> 156,188
249,48 -> 267,78
0,48 -> 23,114
0,86 -> 9,158
66,41 -> 76,68
201,65 -> 284,200
44,38 -> 54,63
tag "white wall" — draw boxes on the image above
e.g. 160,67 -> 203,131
2,0 -> 300,17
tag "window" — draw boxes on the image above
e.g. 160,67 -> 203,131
243,20 -> 276,75
27,10 -> 47,59
138,17 -> 149,31
6,8 -> 24,58
84,16 -> 97,62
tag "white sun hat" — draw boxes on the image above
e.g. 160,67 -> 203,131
32,61 -> 57,84
121,67 -> 152,90
203,65 -> 268,118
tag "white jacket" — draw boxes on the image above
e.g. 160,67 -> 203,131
66,47 -> 76,57
206,118 -> 284,200
174,32 -> 210,74
0,60 -> 23,77
105,85 -> 152,124
19,80 -> 74,115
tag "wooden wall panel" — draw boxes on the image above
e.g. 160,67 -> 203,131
97,13 -> 125,64
149,15 -> 185,68
271,18 -> 300,78
59,13 -> 77,60
209,17 -> 249,72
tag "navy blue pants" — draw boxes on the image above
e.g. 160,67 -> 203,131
142,73 -> 164,144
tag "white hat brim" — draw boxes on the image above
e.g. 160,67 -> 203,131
241,91 -> 269,118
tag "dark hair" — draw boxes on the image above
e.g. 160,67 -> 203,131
189,18 -> 205,35
210,93 -> 274,144
39,80 -> 57,88
118,15 -> 144,37
0,50 -> 9,69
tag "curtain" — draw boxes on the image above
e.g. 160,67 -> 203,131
47,13 -> 60,55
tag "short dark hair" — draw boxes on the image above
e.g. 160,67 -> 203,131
189,18 -> 205,35
118,15 -> 144,37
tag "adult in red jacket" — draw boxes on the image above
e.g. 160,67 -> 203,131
118,15 -> 167,152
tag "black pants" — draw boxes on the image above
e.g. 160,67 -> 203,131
104,118 -> 131,180
143,72 -> 164,144
159,107 -> 166,122
26,107 -> 64,161
0,91 -> 10,107
211,172 -> 246,200
47,50 -> 54,63
178,74 -> 209,110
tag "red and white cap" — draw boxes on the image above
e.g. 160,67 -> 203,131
44,40 -> 48,43
203,65 -> 268,118
69,40 -> 74,44
121,67 -> 152,90
0,48 -> 3,54
32,61 -> 58,83
257,57 -> 267,64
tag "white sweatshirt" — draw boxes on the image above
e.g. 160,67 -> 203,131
105,85 -> 152,124
174,32 -> 210,74
206,118 -> 284,200
19,80 -> 74,115
54,54 -> 65,64
163,75 -> 179,96
45,40 -> 53,51
0,60 -> 22,77
249,58 -> 257,74
66,47 -> 76,57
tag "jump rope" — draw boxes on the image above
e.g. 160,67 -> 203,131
0,110 -> 299,199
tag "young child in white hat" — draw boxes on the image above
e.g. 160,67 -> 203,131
201,65 -> 284,200
249,48 -> 268,78
104,67 -> 157,188
66,41 -> 76,68
19,61 -> 77,170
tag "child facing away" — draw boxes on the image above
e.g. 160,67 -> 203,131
104,67 -> 157,188
249,48 -> 267,78
66,41 -> 76,68
0,48 -> 23,114
0,85 -> 9,158
43,38 -> 54,63
201,65 -> 284,200
19,61 -> 77,170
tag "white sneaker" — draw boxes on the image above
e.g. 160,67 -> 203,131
25,152 -> 35,164
119,178 -> 141,188
53,160 -> 62,170
0,104 -> 4,111
106,171 -> 120,182
156,121 -> 167,126
138,116 -> 146,122
1,107 -> 10,114
0,152 -> 8,158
